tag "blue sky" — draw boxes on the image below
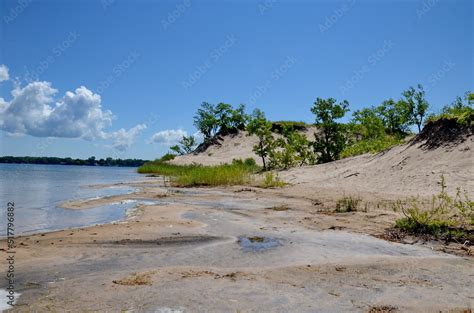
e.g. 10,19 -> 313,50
0,0 -> 472,160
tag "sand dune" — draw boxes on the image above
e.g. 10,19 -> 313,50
171,123 -> 473,198
171,128 -> 317,166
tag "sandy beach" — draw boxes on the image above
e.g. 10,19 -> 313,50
2,175 -> 472,312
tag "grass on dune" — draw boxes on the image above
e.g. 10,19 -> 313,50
341,135 -> 402,158
138,158 -> 260,187
393,176 -> 473,242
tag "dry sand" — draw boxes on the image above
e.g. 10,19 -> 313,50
280,136 -> 473,199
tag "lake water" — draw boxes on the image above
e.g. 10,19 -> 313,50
0,164 -> 146,236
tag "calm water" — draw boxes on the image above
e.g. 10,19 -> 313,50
0,164 -> 145,236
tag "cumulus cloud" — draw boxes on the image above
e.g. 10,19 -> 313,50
0,64 -> 9,82
0,82 -> 113,139
149,129 -> 187,145
110,124 -> 147,151
0,78 -> 146,151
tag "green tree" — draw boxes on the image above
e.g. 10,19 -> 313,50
230,104 -> 248,131
214,103 -> 234,134
170,135 -> 197,155
87,156 -> 96,166
181,135 -> 197,153
468,92 -> 474,105
193,102 -> 248,141
311,98 -> 349,163
376,99 -> 411,135
402,84 -> 429,133
193,102 -> 219,141
247,109 -> 275,170
352,107 -> 385,139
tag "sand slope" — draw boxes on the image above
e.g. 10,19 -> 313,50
172,124 -> 473,198
281,136 -> 473,198
171,128 -> 317,166
171,130 -> 261,166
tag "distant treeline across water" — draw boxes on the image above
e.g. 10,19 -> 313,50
0,156 -> 149,167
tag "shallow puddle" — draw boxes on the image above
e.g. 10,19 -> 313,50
237,236 -> 282,252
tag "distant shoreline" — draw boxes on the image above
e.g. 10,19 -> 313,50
0,156 -> 149,167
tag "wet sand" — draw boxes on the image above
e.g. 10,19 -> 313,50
1,179 -> 473,312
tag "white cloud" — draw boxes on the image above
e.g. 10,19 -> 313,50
0,64 -> 9,82
150,129 -> 187,145
110,124 -> 147,151
0,73 -> 148,152
0,82 -> 114,140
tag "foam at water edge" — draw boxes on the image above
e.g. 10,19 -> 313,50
0,289 -> 20,312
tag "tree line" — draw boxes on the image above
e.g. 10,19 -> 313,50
0,156 -> 149,167
168,86 -> 473,170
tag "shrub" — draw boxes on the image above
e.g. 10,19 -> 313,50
258,172 -> 286,188
271,121 -> 309,133
426,93 -> 474,127
394,176 -> 473,240
157,153 -> 176,162
341,135 -> 402,158
170,135 -> 198,155
335,196 -> 362,213
277,128 -> 316,168
247,109 -> 276,170
269,138 -> 297,170
243,157 -> 257,167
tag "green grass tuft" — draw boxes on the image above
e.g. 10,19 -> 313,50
335,196 -> 362,213
258,172 -> 286,188
138,159 -> 260,187
393,175 -> 473,241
